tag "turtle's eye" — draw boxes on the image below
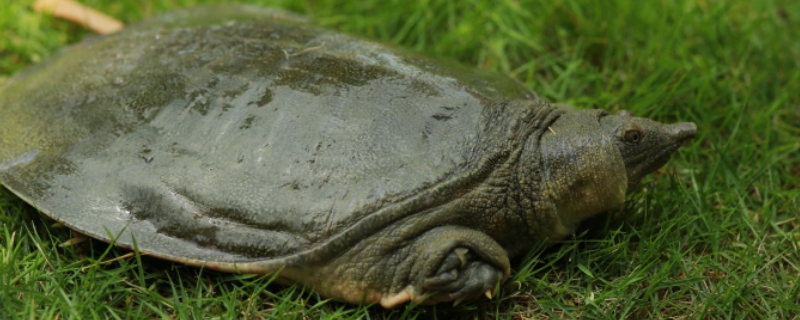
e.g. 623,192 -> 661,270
624,129 -> 644,144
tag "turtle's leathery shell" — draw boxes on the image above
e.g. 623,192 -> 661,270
0,6 -> 539,263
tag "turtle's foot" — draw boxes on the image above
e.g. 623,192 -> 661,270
59,230 -> 89,247
423,247 -> 502,305
303,226 -> 509,308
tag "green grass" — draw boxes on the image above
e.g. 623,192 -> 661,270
1,0 -> 799,318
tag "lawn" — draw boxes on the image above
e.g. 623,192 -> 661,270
1,0 -> 799,318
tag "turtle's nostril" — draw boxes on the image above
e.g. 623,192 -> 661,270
670,122 -> 697,142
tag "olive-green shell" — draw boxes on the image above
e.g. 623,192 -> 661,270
0,6 -> 541,263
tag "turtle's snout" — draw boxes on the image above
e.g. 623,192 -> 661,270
669,122 -> 697,143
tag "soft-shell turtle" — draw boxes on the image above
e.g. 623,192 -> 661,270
0,5 -> 696,307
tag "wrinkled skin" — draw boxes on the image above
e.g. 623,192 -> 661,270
0,5 -> 696,308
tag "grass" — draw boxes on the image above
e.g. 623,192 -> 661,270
1,0 -> 799,318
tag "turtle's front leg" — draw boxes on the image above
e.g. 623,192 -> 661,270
310,225 -> 510,308
422,245 -> 505,305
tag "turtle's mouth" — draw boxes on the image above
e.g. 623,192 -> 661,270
624,122 -> 696,193
626,142 -> 678,184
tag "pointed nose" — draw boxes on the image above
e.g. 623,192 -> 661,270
669,122 -> 697,142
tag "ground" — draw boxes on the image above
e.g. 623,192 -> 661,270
1,0 -> 799,319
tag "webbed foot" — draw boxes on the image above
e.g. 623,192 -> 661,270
423,247 -> 503,305
306,226 -> 510,308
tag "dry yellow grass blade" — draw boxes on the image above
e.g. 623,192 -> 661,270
32,0 -> 123,34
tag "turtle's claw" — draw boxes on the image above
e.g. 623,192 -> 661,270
454,247 -> 469,267
59,235 -> 88,247
50,221 -> 67,228
424,247 -> 503,305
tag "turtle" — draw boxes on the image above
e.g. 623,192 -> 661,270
0,5 -> 696,308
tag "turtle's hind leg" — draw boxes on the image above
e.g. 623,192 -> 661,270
59,229 -> 89,247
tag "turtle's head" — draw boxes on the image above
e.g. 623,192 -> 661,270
521,107 -> 695,241
599,110 -> 696,193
